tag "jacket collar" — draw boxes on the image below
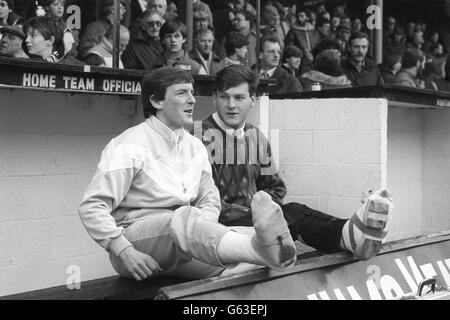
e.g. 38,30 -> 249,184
146,115 -> 186,144
212,113 -> 246,139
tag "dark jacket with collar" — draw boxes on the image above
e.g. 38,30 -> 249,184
267,66 -> 303,95
153,50 -> 205,74
189,49 -> 222,75
340,57 -> 384,87
121,25 -> 164,70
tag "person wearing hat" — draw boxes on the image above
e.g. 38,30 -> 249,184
0,0 -> 22,27
78,0 -> 127,58
0,24 -> 28,58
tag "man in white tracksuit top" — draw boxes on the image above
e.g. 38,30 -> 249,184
78,67 -> 297,281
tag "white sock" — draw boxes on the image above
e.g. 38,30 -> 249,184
217,230 -> 265,266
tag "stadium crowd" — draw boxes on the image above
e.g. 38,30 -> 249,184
1,0 -> 450,93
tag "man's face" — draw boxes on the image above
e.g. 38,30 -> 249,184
0,0 -> 10,20
349,37 -> 369,63
297,11 -> 307,25
0,32 -> 24,56
195,31 -> 214,55
341,17 -> 351,29
340,30 -> 351,42
214,82 -> 255,130
154,82 -> 196,130
233,13 -> 249,31
142,14 -> 164,38
386,17 -> 396,31
47,0 -> 65,19
286,56 -> 301,70
260,41 -> 281,69
318,23 -> 330,36
119,32 -> 130,53
194,18 -> 208,32
331,16 -> 340,28
148,0 -> 167,17
163,30 -> 185,53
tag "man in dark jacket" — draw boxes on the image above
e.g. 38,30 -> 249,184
190,27 -> 222,75
122,10 -> 164,70
340,31 -> 384,87
259,35 -> 302,95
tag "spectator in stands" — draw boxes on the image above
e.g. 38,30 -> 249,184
83,24 -> 130,69
341,31 -> 384,86
230,0 -> 256,17
335,25 -> 352,54
384,17 -> 396,39
218,31 -> 249,70
258,35 -> 302,95
339,15 -> 351,30
330,15 -> 340,36
193,0 -> 213,28
422,61 -> 442,91
285,2 -> 296,27
165,0 -> 178,21
300,48 -> 351,91
395,48 -> 425,88
190,27 -> 222,75
423,31 -> 443,55
352,18 -> 363,33
78,0 -> 127,57
0,24 -> 28,58
43,0 -> 77,57
129,0 -> 147,24
384,25 -> 406,57
428,43 -> 447,78
280,44 -> 302,79
308,10 -> 317,28
316,16 -> 332,42
406,29 -> 425,50
260,4 -> 288,44
147,0 -> 167,19
231,9 -> 257,68
153,20 -> 206,74
23,16 -> 83,64
193,9 -> 209,33
378,52 -> 402,85
0,0 -> 22,27
406,21 -> 416,39
122,10 -> 164,70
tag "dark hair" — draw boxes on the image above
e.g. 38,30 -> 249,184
312,39 -> 341,58
214,65 -> 259,96
23,16 -> 65,57
316,16 -> 330,28
142,67 -> 194,118
283,45 -> 303,61
43,0 -> 65,6
314,49 -> 343,77
4,0 -> 14,10
384,52 -> 402,69
430,43 -> 443,54
348,31 -> 369,46
159,20 -> 187,44
259,34 -> 282,52
224,31 -> 248,56
402,48 -> 424,69
194,25 -> 214,40
234,9 -> 254,26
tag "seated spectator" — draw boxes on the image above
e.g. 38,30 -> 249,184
148,0 -> 167,19
422,61 -> 442,91
384,16 -> 396,39
0,24 -> 28,58
218,31 -> 249,70
193,10 -> 209,33
258,35 -> 302,95
330,15 -> 340,36
78,0 -> 127,57
43,0 -> 77,56
352,18 -> 363,33
260,4 -> 289,44
395,48 -> 425,88
122,10 -> 164,70
316,16 -> 332,42
229,0 -> 256,17
423,30 -> 442,55
379,52 -> 402,84
335,25 -> 352,54
341,31 -> 384,86
230,9 -> 257,68
300,49 -> 351,91
153,20 -> 206,74
0,0 -> 22,27
384,25 -> 406,57
405,29 -> 424,50
83,24 -> 130,69
23,16 -> 84,64
281,44 -> 302,78
428,43 -> 447,78
285,2 -> 296,27
165,0 -> 178,21
190,27 -> 222,75
339,15 -> 351,29
193,0 -> 213,27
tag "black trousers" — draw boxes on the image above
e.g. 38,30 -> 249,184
282,202 -> 348,254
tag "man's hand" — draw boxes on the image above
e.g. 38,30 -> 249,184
119,246 -> 163,281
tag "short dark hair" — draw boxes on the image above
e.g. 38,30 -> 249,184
312,39 -> 341,58
348,31 -> 370,46
43,0 -> 65,6
316,16 -> 330,28
260,35 -> 282,52
314,49 -> 343,77
142,67 -> 194,118
234,9 -> 254,26
402,48 -> 424,69
224,31 -> 248,56
214,65 -> 259,96
23,16 -> 65,56
4,0 -> 14,10
160,20 -> 187,43
283,45 -> 303,62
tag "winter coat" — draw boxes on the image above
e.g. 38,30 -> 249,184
340,58 -> 385,87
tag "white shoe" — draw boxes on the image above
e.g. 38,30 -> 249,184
343,189 -> 394,260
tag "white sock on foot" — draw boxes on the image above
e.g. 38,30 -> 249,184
217,230 -> 266,265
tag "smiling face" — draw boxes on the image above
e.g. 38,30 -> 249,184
153,82 -> 196,130
214,82 -> 255,130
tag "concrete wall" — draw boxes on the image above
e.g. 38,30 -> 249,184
269,98 -> 388,226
